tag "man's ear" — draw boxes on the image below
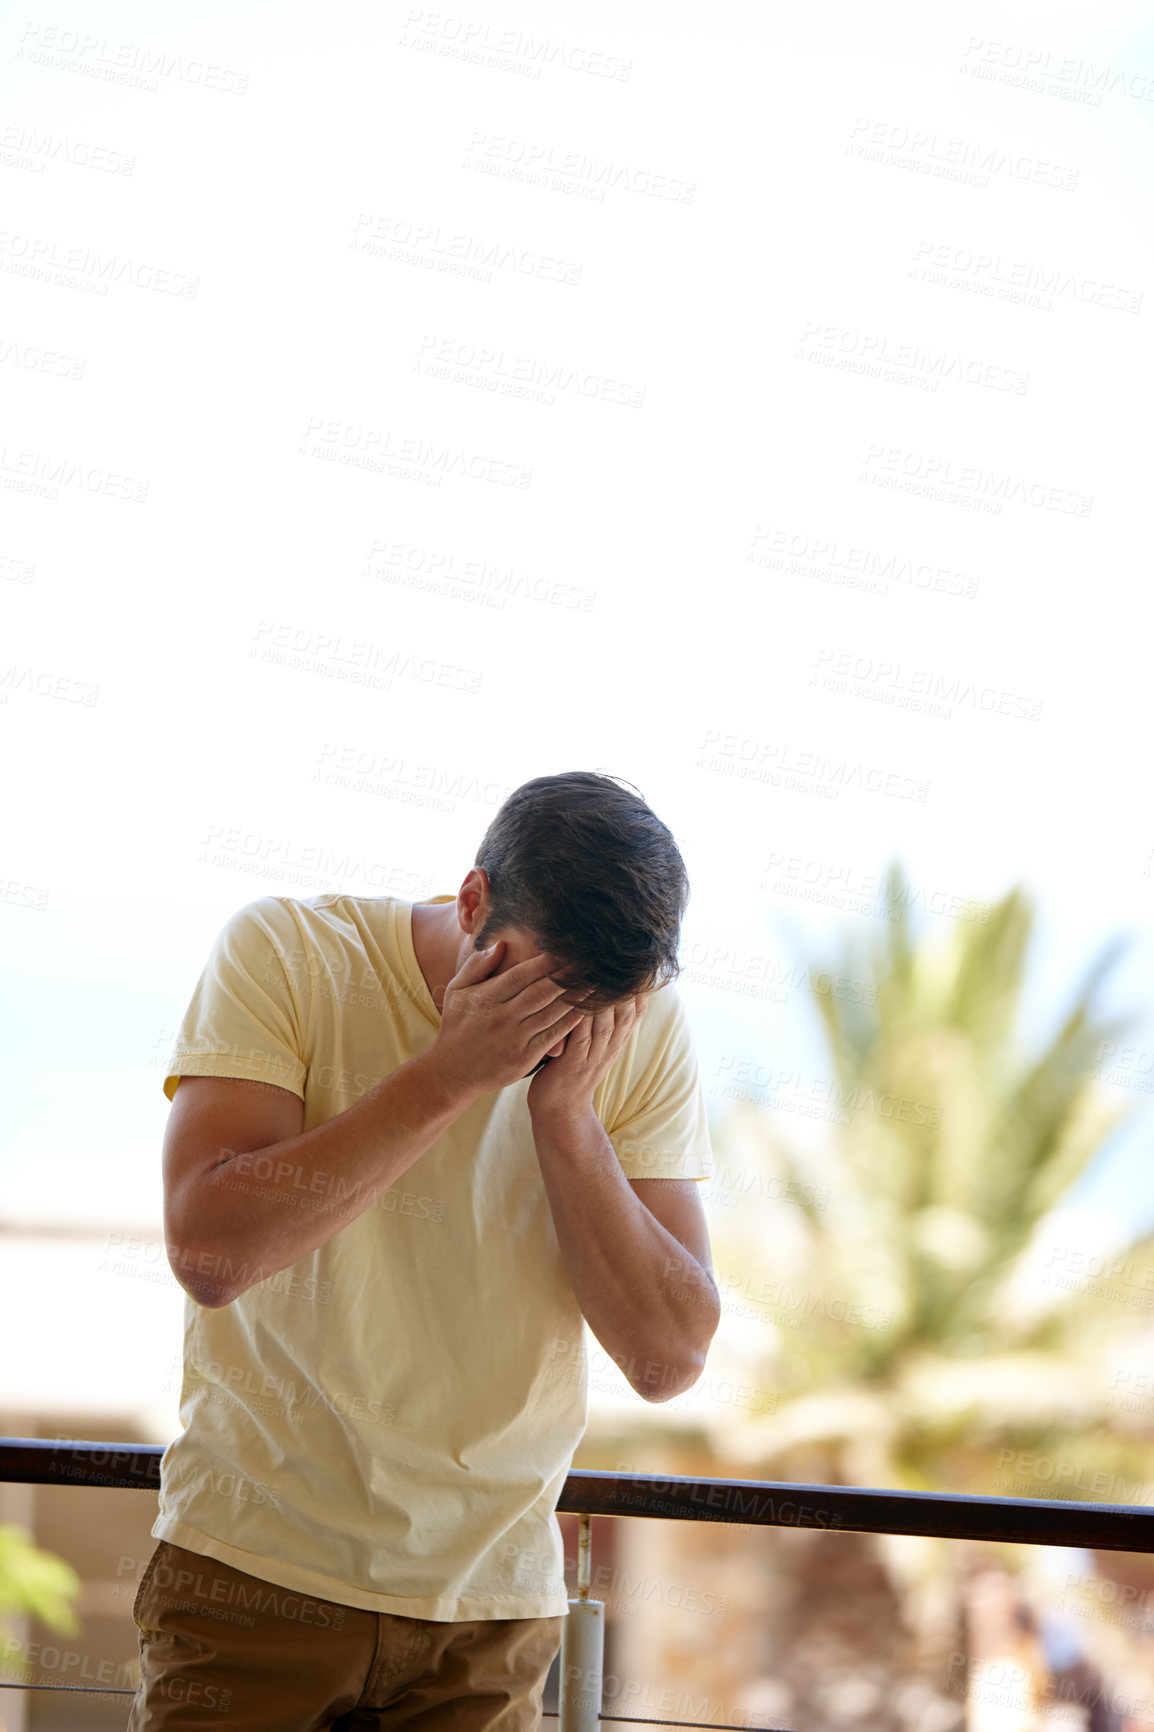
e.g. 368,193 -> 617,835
457,868 -> 490,936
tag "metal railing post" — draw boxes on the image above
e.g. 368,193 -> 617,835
558,1513 -> 603,1732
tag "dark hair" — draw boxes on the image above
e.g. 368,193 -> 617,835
473,771 -> 689,1009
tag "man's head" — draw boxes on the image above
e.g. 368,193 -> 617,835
463,771 -> 689,1013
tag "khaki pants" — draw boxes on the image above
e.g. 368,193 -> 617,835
128,1540 -> 564,1731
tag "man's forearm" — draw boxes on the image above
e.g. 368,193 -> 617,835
530,1105 -> 720,1401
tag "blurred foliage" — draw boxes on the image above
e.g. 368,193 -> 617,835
0,1522 -> 81,1686
707,862 -> 1150,1504
0,1524 -> 80,1628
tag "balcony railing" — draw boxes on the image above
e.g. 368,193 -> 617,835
3,1437 -> 1153,1729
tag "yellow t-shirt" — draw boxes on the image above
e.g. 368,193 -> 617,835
154,892 -> 714,1619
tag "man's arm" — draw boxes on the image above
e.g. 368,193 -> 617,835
163,1059 -> 467,1307
527,1004 -> 720,1403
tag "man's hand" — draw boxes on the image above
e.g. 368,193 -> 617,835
425,941 -> 592,1101
527,994 -> 648,1125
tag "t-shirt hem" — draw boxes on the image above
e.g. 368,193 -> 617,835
151,1516 -> 570,1622
614,1152 -> 714,1181
163,1059 -> 307,1103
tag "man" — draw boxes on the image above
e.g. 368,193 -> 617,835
130,770 -> 719,1729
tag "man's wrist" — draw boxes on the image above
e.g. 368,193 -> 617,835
527,1094 -> 598,1142
407,1046 -> 483,1120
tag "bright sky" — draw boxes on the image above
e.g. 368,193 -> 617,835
3,0 -> 1152,1300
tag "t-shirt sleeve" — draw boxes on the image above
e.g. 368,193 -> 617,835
594,983 -> 714,1182
162,897 -> 308,1103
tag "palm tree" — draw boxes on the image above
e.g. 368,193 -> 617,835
711,863 -> 1142,1468
699,862 -> 1149,1728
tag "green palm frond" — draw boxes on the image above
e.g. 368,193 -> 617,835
874,861 -> 918,1003
942,887 -> 1033,1065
